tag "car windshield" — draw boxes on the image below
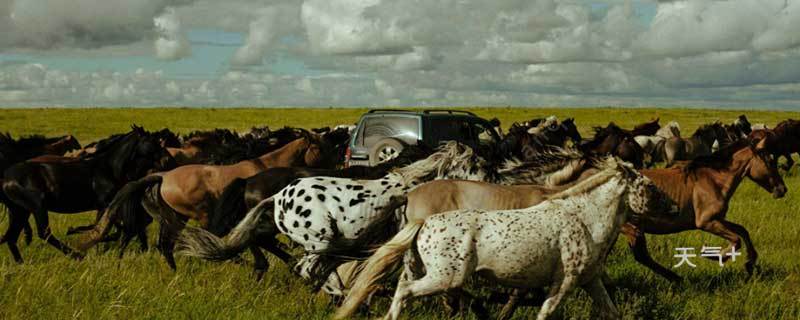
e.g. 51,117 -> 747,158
355,116 -> 420,147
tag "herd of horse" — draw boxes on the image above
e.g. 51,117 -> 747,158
0,114 -> 796,319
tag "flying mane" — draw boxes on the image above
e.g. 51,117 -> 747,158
391,141 -> 486,185
495,147 -> 597,186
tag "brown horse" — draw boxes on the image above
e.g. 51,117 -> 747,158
750,119 -> 800,170
626,135 -> 786,282
580,123 -> 646,168
80,133 -> 340,269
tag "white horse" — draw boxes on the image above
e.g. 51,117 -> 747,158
634,120 -> 680,166
339,157 -> 671,320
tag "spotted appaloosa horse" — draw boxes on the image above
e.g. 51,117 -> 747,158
176,143 -> 593,295
340,157 -> 672,320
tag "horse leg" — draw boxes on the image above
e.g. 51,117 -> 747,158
496,289 -> 525,320
582,276 -> 620,319
250,246 -> 269,281
622,224 -> 682,282
700,220 -> 756,275
30,207 -> 83,260
256,237 -> 293,265
22,220 -> 33,245
66,209 -> 105,235
384,274 -> 453,320
1,208 -> 30,263
7,184 -> 82,260
536,275 -> 578,320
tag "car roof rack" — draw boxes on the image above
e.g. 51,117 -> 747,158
422,109 -> 477,116
366,109 -> 478,117
367,109 -> 415,113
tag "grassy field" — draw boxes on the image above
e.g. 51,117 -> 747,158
1,107 -> 799,320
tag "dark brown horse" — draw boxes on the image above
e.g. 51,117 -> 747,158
80,132 -> 342,270
580,122 -> 646,168
626,135 -> 786,282
750,119 -> 800,170
630,117 -> 661,136
0,126 -> 175,263
500,118 -> 582,161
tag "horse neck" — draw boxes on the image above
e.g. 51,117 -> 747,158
255,138 -> 309,166
566,177 -> 627,246
706,150 -> 752,201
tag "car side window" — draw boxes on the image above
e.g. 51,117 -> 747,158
427,118 -> 474,145
357,116 -> 419,147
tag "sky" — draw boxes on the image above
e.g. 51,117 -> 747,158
0,0 -> 799,109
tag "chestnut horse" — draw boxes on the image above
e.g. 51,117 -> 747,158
626,135 -> 786,282
80,132 -> 341,269
750,119 -> 800,170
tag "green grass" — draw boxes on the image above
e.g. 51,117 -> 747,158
1,107 -> 799,319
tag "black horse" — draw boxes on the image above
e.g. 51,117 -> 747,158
0,133 -> 83,242
0,125 -> 175,263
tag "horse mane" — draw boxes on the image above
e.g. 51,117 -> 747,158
495,147 -> 594,186
392,141 -> 484,185
546,156 -> 622,200
682,139 -> 751,173
583,123 -> 627,149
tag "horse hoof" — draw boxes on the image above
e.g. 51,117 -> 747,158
252,269 -> 266,282
70,253 -> 85,261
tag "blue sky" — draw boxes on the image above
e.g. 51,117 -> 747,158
0,0 -> 798,109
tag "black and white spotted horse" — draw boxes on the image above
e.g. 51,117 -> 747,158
177,143 -> 593,295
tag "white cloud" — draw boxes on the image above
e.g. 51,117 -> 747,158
154,8 -> 191,60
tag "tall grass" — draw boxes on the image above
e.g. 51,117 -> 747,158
0,107 -> 799,319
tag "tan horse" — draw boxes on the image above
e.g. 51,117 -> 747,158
626,135 -> 786,282
80,133 -> 338,269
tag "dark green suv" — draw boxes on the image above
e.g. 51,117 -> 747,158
345,109 -> 501,166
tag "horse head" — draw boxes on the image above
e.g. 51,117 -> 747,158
748,135 -> 786,198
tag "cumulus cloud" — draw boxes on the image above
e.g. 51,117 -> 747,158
2,0 -> 800,109
154,8 -> 191,60
1,0 -> 194,50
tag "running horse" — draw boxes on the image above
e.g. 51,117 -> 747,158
0,126 -> 174,263
80,130 -> 343,270
749,119 -> 800,171
0,133 -> 83,243
580,122 -> 647,168
500,118 -> 582,161
343,157 -> 673,320
626,135 -> 787,282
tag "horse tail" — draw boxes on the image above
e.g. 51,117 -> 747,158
207,178 -> 248,236
78,175 -> 161,251
176,197 -> 274,261
334,219 -> 423,320
315,195 -> 407,260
